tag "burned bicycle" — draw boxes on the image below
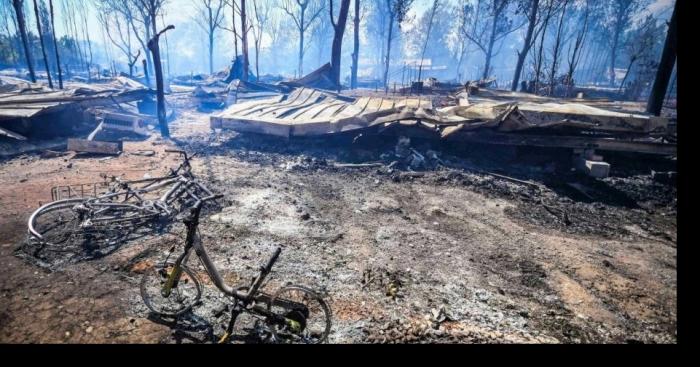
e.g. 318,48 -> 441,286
27,150 -> 217,248
140,197 -> 332,344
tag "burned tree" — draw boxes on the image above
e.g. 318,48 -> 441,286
531,0 -> 558,94
148,25 -> 174,138
605,0 -> 649,86
511,0 -> 539,91
548,0 -> 569,96
281,0 -> 326,77
252,0 -> 272,80
350,0 -> 360,89
463,0 -> 524,80
193,0 -> 227,74
96,1 -> 141,77
48,0 -> 62,88
240,0 -> 250,81
563,1 -> 590,96
330,0 -> 351,87
382,0 -> 413,91
76,1 -> 94,81
647,0 -> 677,116
138,0 -> 171,137
222,0 -> 240,59
32,0 -> 53,88
11,0 -> 36,82
417,0 -> 440,82
617,15 -> 660,94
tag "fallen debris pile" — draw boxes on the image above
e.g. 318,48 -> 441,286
279,63 -> 340,92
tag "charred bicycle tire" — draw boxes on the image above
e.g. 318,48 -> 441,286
266,285 -> 332,344
28,198 -> 157,246
140,262 -> 203,317
27,198 -> 93,246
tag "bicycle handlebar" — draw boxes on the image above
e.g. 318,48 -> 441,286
264,247 -> 282,273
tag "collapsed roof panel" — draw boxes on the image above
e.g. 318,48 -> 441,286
0,76 -> 153,121
211,88 -> 433,137
211,87 -> 675,156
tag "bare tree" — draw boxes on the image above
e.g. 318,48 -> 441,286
382,0 -> 413,90
417,0 -> 440,82
548,0 -> 569,95
137,0 -> 170,137
240,0 -> 250,81
455,0 -> 476,81
75,1 -> 94,80
531,0 -> 558,93
330,0 -> 351,87
48,0 -> 62,88
252,0 -> 272,80
618,15 -> 660,94
32,0 -> 53,87
647,0 -> 676,115
606,0 -> 648,86
193,0 -> 226,74
511,0 -> 539,91
350,0 -> 360,89
463,0 -> 525,80
96,1 -> 141,77
281,0 -> 326,76
11,0 -> 36,82
222,0 -> 239,58
564,0 -> 590,96
61,0 -> 87,75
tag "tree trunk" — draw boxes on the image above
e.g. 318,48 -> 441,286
350,0 -> 360,89
241,0 -> 249,81
482,7 -> 500,80
209,33 -> 214,74
148,24 -> 174,139
647,1 -> 677,116
143,59 -> 150,85
331,0 -> 351,87
609,11 -> 623,86
512,0 -> 539,91
32,0 -> 53,88
534,2 -> 554,93
383,12 -> 395,91
549,2 -> 567,96
417,0 -> 439,82
12,0 -> 36,83
49,0 -> 62,89
298,7 -> 306,77
232,0 -> 238,58
618,58 -> 635,94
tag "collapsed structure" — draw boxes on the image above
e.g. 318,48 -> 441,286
0,76 -> 153,141
210,86 -> 675,177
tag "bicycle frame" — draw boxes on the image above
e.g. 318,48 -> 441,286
161,201 -> 307,343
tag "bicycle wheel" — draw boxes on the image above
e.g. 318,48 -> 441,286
267,285 -> 332,344
140,262 -> 202,317
28,199 -> 90,246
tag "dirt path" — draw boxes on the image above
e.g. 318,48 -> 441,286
0,109 -> 676,344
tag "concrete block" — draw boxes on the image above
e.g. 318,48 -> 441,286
574,156 -> 610,178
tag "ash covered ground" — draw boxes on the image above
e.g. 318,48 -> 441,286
0,96 -> 676,344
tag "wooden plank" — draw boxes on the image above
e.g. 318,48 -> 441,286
443,131 -> 676,155
67,138 -> 123,155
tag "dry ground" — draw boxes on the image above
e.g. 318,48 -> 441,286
0,100 -> 676,344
